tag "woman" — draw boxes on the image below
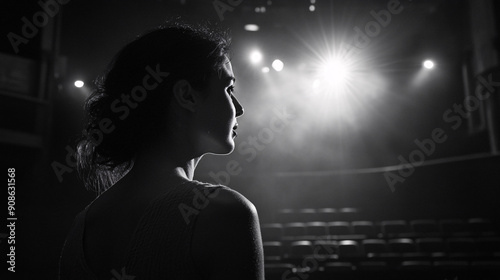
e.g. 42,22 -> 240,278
59,22 -> 264,280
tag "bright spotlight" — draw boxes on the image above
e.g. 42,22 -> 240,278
312,79 -> 321,90
272,59 -> 284,71
74,80 -> 84,88
261,67 -> 270,73
244,24 -> 259,32
423,60 -> 434,69
309,5 -> 315,12
319,58 -> 350,86
250,51 -> 262,64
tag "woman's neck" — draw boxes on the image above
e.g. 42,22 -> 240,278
130,136 -> 202,182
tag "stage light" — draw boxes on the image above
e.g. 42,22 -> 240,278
272,59 -> 284,71
244,24 -> 259,32
423,60 -> 434,69
312,79 -> 321,90
309,5 -> 315,12
250,50 -> 263,64
255,6 -> 266,13
318,57 -> 350,89
262,67 -> 270,73
74,80 -> 84,88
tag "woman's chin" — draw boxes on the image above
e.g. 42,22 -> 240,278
204,140 -> 235,156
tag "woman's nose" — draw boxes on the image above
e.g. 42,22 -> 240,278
232,96 -> 244,117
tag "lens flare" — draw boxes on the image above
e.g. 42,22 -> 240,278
250,50 -> 263,64
423,60 -> 434,69
74,80 -> 84,88
272,59 -> 284,71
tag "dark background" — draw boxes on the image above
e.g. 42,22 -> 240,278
1,0 -> 499,279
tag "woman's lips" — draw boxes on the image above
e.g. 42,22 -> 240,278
232,123 -> 238,137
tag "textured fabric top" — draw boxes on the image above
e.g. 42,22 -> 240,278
59,179 -> 226,280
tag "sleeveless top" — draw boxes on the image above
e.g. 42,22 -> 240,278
59,178 -> 226,279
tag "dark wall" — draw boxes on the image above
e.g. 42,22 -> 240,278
206,154 -> 500,223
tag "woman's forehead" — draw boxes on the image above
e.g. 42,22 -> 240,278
222,59 -> 234,77
217,59 -> 235,82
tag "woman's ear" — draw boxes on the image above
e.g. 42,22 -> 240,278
172,79 -> 200,113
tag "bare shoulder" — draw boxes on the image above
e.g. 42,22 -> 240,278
191,185 -> 264,280
203,185 -> 258,216
190,184 -> 260,232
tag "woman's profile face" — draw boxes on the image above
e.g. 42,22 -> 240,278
194,57 -> 244,155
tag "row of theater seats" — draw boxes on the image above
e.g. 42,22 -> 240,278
264,260 -> 500,280
261,208 -> 500,279
263,244 -> 500,280
261,218 -> 499,240
263,237 -> 500,261
275,207 -> 365,223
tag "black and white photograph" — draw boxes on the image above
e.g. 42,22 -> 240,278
1,0 -> 500,279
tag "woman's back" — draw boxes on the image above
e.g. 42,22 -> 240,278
61,174 -> 225,279
83,173 -> 166,278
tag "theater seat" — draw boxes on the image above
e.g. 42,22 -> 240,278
388,238 -> 416,253
337,207 -> 361,221
381,220 -> 408,236
263,241 -> 283,261
261,223 -> 283,241
328,221 -> 351,235
337,240 -> 361,258
289,240 -> 314,259
362,239 -> 387,256
352,221 -> 377,236
433,260 -> 469,269
410,219 -> 439,235
470,260 -> 500,269
358,261 -> 387,271
440,219 -> 467,235
447,237 -> 475,253
283,223 -> 307,237
400,260 -> 433,270
476,236 -> 500,253
313,240 -> 338,258
416,237 -> 446,253
317,208 -> 337,222
297,208 -> 316,222
324,262 -> 354,272
277,209 -> 295,223
264,263 -> 295,275
306,221 -> 327,237
468,218 -> 495,234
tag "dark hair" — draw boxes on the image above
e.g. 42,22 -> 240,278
76,21 -> 231,194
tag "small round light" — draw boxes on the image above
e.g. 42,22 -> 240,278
272,59 -> 284,72
309,5 -> 315,12
244,24 -> 259,32
423,60 -> 434,69
261,67 -> 270,73
74,80 -> 84,88
250,50 -> 263,64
